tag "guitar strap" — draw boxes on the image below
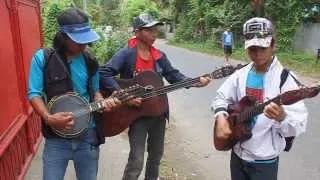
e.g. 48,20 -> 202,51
279,68 -> 304,152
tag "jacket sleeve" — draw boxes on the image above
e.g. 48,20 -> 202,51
211,72 -> 239,118
273,73 -> 308,137
99,48 -> 127,93
158,53 -> 188,84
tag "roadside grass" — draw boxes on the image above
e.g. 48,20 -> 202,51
168,40 -> 320,79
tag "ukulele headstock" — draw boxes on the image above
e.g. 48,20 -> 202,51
210,64 -> 244,79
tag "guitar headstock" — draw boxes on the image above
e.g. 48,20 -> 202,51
209,64 -> 244,79
281,84 -> 320,105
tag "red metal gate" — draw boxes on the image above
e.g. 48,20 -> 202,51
0,0 -> 43,179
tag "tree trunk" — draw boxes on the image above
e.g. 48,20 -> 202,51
250,0 -> 265,17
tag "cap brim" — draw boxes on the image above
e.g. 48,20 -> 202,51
245,36 -> 272,49
65,29 -> 100,44
142,21 -> 164,28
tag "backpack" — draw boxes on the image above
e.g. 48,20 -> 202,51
279,68 -> 303,152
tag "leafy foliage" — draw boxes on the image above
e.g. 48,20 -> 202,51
170,0 -> 308,51
42,0 -> 72,47
124,0 -> 160,24
42,0 -> 131,64
90,30 -> 131,64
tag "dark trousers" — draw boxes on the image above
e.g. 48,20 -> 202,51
122,117 -> 166,180
231,151 -> 279,180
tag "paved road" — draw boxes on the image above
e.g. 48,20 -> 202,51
26,40 -> 320,180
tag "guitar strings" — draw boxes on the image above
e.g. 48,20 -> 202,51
121,77 -> 204,101
140,77 -> 202,99
139,68 -> 231,99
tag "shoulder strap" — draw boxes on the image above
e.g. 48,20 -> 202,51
279,68 -> 304,91
279,68 -> 289,90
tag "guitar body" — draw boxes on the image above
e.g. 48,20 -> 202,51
214,96 -> 258,150
101,71 -> 169,137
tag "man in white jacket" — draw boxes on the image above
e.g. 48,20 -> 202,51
212,17 -> 308,180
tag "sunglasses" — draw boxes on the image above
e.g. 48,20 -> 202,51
244,31 -> 272,40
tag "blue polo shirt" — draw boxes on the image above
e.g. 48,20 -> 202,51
28,49 -> 100,127
222,31 -> 233,46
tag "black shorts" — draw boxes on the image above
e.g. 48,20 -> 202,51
224,45 -> 232,55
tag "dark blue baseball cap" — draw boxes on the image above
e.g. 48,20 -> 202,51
58,8 -> 100,44
60,23 -> 100,44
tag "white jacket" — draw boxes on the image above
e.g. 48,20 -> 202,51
212,56 -> 308,161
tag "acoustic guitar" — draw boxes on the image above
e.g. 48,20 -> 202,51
102,64 -> 244,137
214,83 -> 320,151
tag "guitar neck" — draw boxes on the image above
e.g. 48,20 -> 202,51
114,64 -> 242,102
240,96 -> 281,123
140,76 -> 204,100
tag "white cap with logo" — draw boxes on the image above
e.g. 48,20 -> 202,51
243,17 -> 274,49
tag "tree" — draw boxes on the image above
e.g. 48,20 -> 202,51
124,0 -> 160,23
42,0 -> 73,47
250,0 -> 265,16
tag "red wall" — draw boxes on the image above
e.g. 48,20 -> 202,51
0,0 -> 42,179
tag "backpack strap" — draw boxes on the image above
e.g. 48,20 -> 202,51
279,68 -> 304,92
279,68 -> 305,152
279,68 -> 289,91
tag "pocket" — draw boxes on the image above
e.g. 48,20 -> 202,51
48,70 -> 68,85
46,70 -> 70,94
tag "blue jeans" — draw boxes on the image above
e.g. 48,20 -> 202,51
230,151 -> 279,180
122,117 -> 166,180
43,128 -> 100,180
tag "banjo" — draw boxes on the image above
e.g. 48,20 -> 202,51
47,86 -> 140,138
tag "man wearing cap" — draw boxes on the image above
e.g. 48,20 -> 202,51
100,13 -> 210,180
211,17 -> 308,180
28,8 -> 120,180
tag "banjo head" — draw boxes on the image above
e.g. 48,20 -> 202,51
48,93 -> 91,138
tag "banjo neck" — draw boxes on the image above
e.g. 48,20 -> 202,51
88,101 -> 105,112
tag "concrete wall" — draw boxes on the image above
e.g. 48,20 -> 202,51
294,23 -> 320,55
